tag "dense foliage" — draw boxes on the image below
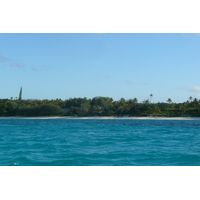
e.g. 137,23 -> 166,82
1,96 -> 200,117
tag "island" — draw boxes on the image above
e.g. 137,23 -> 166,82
0,95 -> 200,117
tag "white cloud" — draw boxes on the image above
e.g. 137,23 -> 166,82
189,86 -> 200,93
178,86 -> 200,93
0,54 -> 54,72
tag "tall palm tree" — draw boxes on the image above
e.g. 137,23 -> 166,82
167,98 -> 172,104
189,96 -> 193,102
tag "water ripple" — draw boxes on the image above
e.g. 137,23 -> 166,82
1,119 -> 200,165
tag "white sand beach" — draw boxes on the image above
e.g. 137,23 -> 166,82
1,116 -> 200,120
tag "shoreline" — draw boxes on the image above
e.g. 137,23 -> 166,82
0,116 -> 200,120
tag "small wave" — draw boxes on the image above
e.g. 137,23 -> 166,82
11,162 -> 20,166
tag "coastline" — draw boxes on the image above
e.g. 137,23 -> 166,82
0,116 -> 200,120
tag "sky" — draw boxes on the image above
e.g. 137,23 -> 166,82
1,33 -> 200,103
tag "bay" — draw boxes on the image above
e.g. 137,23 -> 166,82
0,118 -> 200,166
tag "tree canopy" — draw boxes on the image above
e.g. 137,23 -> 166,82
0,96 -> 200,117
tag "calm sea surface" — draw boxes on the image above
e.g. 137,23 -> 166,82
0,118 -> 200,166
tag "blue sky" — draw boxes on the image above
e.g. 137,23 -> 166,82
1,33 -> 200,103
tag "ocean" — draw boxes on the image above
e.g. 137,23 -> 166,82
0,118 -> 200,166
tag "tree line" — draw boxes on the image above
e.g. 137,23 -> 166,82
0,95 -> 200,117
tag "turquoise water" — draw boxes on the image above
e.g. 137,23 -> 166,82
0,118 -> 200,166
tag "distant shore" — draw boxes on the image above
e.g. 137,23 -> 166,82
1,116 -> 200,120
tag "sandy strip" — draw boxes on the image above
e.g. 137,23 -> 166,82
0,116 -> 200,120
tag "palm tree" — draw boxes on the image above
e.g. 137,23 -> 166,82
167,98 -> 172,105
133,98 -> 138,104
192,98 -> 198,107
189,96 -> 193,102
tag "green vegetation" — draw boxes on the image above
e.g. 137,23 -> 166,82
1,96 -> 200,117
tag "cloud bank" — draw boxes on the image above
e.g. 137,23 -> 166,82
0,54 -> 53,71
188,86 -> 200,93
